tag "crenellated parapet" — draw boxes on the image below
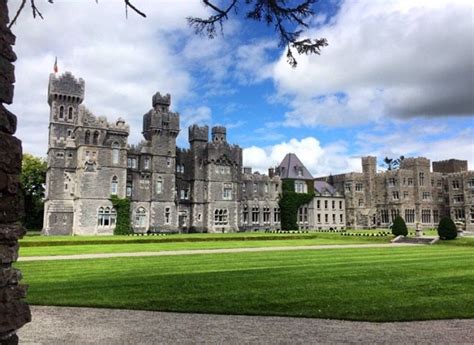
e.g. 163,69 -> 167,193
48,72 -> 85,105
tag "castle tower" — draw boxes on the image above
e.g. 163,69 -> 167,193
211,126 -> 226,143
142,92 -> 180,231
44,72 -> 85,235
361,156 -> 377,226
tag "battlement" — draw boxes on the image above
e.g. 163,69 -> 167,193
433,159 -> 468,174
399,157 -> 430,170
48,72 -> 85,105
80,106 -> 129,133
152,92 -> 171,108
211,126 -> 227,143
189,124 -> 209,143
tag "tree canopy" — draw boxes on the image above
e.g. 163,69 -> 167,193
20,153 -> 47,230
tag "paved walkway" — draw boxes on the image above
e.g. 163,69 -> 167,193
19,243 -> 421,261
18,306 -> 474,344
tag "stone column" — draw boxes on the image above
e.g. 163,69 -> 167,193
0,1 -> 32,344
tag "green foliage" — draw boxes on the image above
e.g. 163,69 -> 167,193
110,195 -> 131,235
391,215 -> 408,236
437,217 -> 457,240
20,153 -> 47,230
279,179 -> 315,230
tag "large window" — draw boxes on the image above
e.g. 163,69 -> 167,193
380,209 -> 389,223
111,176 -> 118,195
405,209 -> 415,223
263,207 -> 271,224
98,207 -> 116,227
454,208 -> 465,220
452,180 -> 460,189
421,209 -> 431,223
419,172 -> 425,186
355,183 -> 364,191
134,207 -> 147,228
214,209 -> 228,225
273,208 -> 280,223
243,205 -> 248,224
252,206 -> 259,224
392,191 -> 399,200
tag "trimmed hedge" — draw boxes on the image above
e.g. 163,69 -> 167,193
392,215 -> 408,236
437,217 -> 457,240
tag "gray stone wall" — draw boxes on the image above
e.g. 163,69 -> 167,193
0,1 -> 31,342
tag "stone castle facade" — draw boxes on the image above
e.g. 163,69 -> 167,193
43,72 -> 473,235
315,157 -> 474,231
43,72 -> 282,235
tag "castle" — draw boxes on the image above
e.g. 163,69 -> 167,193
43,72 -> 474,235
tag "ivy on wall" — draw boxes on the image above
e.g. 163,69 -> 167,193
110,195 -> 132,235
279,179 -> 315,230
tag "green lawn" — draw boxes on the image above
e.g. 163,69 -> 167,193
16,242 -> 474,321
19,232 -> 392,256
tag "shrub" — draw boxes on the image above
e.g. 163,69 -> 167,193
391,215 -> 408,236
437,217 -> 457,240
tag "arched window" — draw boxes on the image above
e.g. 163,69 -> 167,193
68,107 -> 73,120
135,207 -> 147,227
59,106 -> 64,119
214,209 -> 228,225
93,131 -> 99,145
98,207 -> 116,227
156,177 -> 163,194
85,130 -> 90,144
111,176 -> 118,195
112,142 -> 120,165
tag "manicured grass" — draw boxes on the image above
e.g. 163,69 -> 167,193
16,245 -> 474,321
19,233 -> 391,256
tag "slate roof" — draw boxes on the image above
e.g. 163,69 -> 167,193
277,153 -> 314,180
314,180 -> 337,195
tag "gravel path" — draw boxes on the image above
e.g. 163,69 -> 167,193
18,306 -> 474,344
19,243 -> 420,261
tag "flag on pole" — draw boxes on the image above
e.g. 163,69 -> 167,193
53,57 -> 58,73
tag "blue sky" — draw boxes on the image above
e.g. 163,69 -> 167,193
7,0 -> 474,176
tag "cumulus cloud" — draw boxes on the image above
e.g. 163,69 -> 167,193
269,0 -> 474,127
243,137 -> 361,177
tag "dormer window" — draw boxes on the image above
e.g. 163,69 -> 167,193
144,157 -> 150,170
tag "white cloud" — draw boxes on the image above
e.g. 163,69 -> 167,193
269,0 -> 474,127
243,137 -> 360,176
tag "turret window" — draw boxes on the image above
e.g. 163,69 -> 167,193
93,131 -> 99,145
59,106 -> 64,119
112,142 -> 120,165
68,107 -> 73,120
156,178 -> 163,194
111,176 -> 118,195
223,183 -> 232,200
85,130 -> 90,144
